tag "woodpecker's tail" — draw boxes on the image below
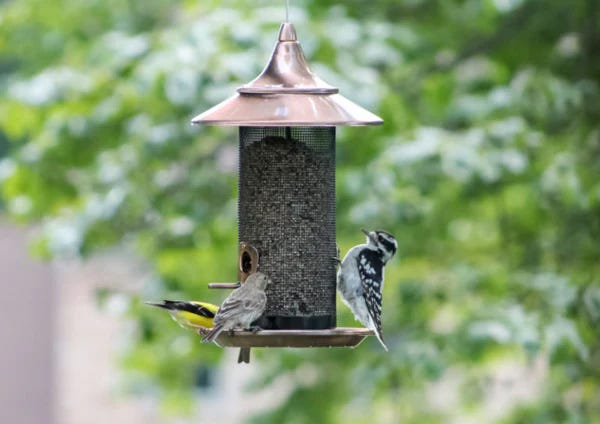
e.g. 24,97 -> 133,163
368,316 -> 389,352
202,323 -> 224,343
373,328 -> 389,352
237,347 -> 251,364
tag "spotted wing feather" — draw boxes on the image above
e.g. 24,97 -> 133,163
356,249 -> 388,351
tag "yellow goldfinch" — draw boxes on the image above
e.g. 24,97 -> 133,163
145,300 -> 218,329
145,300 -> 251,363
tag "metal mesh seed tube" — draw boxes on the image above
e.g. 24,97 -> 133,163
239,127 -> 337,329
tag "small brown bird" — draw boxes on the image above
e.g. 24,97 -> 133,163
202,271 -> 270,363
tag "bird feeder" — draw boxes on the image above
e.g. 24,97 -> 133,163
192,22 -> 381,348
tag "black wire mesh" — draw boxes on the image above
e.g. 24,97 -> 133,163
239,127 -> 337,330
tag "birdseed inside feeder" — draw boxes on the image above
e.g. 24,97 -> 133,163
192,22 -> 382,348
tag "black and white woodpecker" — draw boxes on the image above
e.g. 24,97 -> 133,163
337,229 -> 398,351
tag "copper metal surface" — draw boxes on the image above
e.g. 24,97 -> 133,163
208,327 -> 374,348
237,22 -> 337,95
238,241 -> 259,282
191,22 -> 383,126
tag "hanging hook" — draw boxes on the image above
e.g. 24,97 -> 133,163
285,0 -> 290,22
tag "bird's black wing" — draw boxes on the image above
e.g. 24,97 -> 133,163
356,249 -> 385,342
160,301 -> 216,318
186,302 -> 216,318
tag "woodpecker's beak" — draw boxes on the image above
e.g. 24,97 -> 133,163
361,228 -> 377,244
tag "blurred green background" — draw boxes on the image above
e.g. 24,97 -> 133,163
1,0 -> 599,422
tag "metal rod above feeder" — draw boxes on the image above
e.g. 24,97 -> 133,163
192,22 -> 382,349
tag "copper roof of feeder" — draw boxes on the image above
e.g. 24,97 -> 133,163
191,22 -> 383,127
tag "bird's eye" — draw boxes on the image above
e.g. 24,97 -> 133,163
378,235 -> 384,242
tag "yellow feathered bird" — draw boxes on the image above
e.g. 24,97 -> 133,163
144,300 -> 252,364
144,300 -> 219,329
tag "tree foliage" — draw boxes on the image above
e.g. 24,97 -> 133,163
1,0 -> 599,422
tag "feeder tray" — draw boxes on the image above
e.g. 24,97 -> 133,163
212,328 -> 373,348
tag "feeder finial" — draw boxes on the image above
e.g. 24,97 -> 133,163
278,21 -> 297,41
